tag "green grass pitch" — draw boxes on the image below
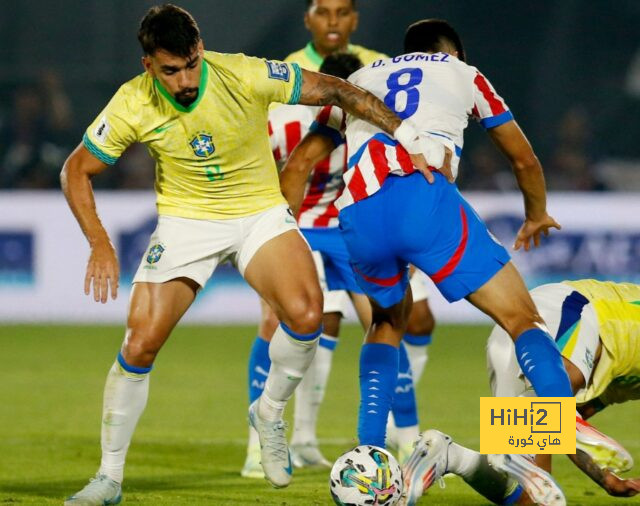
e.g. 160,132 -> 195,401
1,324 -> 638,505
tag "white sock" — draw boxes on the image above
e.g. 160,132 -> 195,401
247,426 -> 260,451
259,325 -> 319,422
99,361 -> 149,484
396,425 -> 420,448
447,442 -> 512,503
404,342 -> 428,384
292,334 -> 337,445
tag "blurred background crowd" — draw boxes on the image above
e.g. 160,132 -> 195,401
1,0 -> 639,192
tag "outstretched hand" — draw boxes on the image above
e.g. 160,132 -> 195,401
514,214 -> 561,251
84,239 -> 119,303
604,471 -> 640,497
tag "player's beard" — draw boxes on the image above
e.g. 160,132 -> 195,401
175,87 -> 199,107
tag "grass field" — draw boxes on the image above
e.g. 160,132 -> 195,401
1,324 -> 638,505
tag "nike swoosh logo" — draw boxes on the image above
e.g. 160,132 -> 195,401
153,123 -> 175,133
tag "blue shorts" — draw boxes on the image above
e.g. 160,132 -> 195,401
301,227 -> 363,294
338,172 -> 510,308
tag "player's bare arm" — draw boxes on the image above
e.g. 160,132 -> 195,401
60,143 -> 119,303
568,449 -> 640,497
297,69 -> 453,182
299,69 -> 401,135
280,132 -> 336,216
487,120 -> 561,251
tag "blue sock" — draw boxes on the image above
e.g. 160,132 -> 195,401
358,343 -> 399,448
403,333 -> 432,346
391,342 -> 418,427
248,336 -> 271,404
514,328 -> 573,397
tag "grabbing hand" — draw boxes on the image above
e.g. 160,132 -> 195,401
85,239 -> 119,303
410,146 -> 453,184
514,214 -> 561,251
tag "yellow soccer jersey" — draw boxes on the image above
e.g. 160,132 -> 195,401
84,51 -> 302,219
564,279 -> 640,404
284,42 -> 386,71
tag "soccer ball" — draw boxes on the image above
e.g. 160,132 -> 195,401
329,445 -> 403,505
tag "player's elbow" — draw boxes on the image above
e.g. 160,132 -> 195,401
511,152 -> 540,174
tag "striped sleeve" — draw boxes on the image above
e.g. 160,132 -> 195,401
268,114 -> 302,163
471,71 -> 514,129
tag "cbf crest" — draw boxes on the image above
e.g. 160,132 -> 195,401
190,133 -> 215,158
146,243 -> 165,264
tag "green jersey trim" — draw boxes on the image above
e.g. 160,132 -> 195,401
304,42 -> 324,67
83,133 -> 118,165
288,64 -> 302,105
154,59 -> 209,113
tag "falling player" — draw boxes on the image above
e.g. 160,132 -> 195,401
402,279 -> 640,505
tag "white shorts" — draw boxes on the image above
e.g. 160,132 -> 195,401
410,269 -> 431,303
487,282 -> 600,397
133,204 -> 299,287
311,250 -> 351,314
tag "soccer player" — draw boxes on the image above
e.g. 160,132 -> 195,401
402,279 -> 640,505
60,5 -> 440,504
280,15 -> 575,483
244,0 -> 434,475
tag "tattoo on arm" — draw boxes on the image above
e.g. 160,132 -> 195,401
298,69 -> 401,136
571,449 -> 607,488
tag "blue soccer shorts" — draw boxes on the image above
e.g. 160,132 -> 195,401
301,226 -> 364,294
338,172 -> 510,308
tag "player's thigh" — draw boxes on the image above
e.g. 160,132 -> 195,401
124,277 -> 198,364
466,261 -> 541,339
350,292 -> 372,330
244,229 -> 322,332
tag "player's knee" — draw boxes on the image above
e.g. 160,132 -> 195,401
281,296 -> 323,335
407,301 -> 435,335
122,328 -> 162,366
501,308 -> 544,340
406,313 -> 435,335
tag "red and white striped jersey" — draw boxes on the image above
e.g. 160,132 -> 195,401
335,52 -> 513,210
269,103 -> 347,228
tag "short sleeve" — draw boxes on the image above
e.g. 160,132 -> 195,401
268,108 -> 305,163
83,87 -> 138,165
248,57 -> 303,106
308,105 -> 345,148
471,71 -> 514,129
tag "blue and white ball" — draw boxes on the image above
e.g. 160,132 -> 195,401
330,445 -> 403,505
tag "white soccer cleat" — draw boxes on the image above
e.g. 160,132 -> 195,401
248,400 -> 292,488
240,445 -> 265,479
576,416 -> 633,473
290,442 -> 331,468
488,453 -> 565,506
399,429 -> 450,506
64,473 -> 122,505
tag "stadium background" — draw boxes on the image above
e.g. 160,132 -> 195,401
1,1 -> 640,504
